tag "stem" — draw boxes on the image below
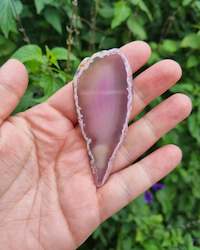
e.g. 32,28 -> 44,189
90,0 -> 99,51
66,0 -> 79,72
11,0 -> 30,43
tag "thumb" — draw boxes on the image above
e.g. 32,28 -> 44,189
0,59 -> 28,124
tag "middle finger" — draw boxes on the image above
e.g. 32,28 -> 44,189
130,59 -> 182,120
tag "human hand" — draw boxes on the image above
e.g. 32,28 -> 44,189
0,41 -> 192,250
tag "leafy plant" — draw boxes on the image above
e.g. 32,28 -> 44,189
0,0 -> 200,249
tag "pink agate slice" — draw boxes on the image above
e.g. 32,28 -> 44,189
73,49 -> 133,187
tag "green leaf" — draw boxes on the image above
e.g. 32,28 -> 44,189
0,34 -> 16,57
122,238 -> 132,250
195,1 -> 200,11
14,86 -> 38,113
130,0 -> 152,21
34,0 -> 44,13
98,3 -> 114,19
147,215 -> 163,226
148,42 -> 160,64
188,113 -> 200,143
182,0 -> 193,6
36,73 -> 54,96
161,39 -> 179,53
25,60 -> 42,73
185,234 -> 196,250
170,82 -> 194,93
127,15 -> 147,40
51,47 -> 79,62
34,0 -> 54,14
111,1 -> 131,29
181,33 -> 200,49
44,7 -> 62,34
81,31 -> 102,45
135,229 -> 144,242
143,241 -> 160,250
12,0 -> 23,16
186,55 -> 199,68
156,187 -> 175,215
99,37 -> 117,49
12,44 -> 43,63
137,0 -> 152,21
45,46 -> 59,67
0,0 -> 20,37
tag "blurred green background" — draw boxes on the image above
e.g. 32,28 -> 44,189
0,0 -> 200,249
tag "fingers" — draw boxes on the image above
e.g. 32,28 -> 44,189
0,59 -> 28,124
131,59 -> 182,118
112,93 -> 192,173
47,41 -> 151,124
120,41 -> 151,72
98,144 -> 182,221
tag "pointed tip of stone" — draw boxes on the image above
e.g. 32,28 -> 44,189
94,167 -> 107,188
92,144 -> 111,187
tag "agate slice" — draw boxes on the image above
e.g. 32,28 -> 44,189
73,49 -> 133,187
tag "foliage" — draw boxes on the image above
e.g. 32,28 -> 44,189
0,0 -> 200,249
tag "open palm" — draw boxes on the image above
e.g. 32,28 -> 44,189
0,42 -> 191,250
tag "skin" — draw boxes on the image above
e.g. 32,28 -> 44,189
0,41 -> 192,250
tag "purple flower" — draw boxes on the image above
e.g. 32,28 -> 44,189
144,182 -> 165,204
144,191 -> 153,204
152,183 -> 165,192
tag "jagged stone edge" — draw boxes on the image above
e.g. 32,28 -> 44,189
73,48 -> 133,187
